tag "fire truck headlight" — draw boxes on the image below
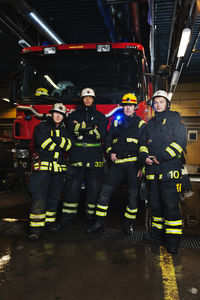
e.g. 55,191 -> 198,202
97,45 -> 111,52
43,47 -> 56,55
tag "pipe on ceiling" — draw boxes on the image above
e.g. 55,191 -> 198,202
130,2 -> 141,43
11,1 -> 65,45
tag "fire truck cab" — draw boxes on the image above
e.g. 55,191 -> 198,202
11,42 -> 151,175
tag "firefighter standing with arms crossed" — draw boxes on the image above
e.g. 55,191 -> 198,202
60,88 -> 107,226
86,93 -> 147,235
143,90 -> 187,254
28,103 -> 72,241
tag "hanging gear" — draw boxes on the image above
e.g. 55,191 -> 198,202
35,88 -> 49,96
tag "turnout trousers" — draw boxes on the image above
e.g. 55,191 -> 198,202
62,167 -> 104,221
148,174 -> 182,242
29,171 -> 64,231
95,163 -> 139,222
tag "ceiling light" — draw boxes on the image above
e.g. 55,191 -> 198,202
177,28 -> 191,57
29,12 -> 63,45
170,71 -> 179,86
168,92 -> 173,100
18,39 -> 31,48
2,98 -> 10,102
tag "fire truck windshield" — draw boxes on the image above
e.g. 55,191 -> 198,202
20,48 -> 143,105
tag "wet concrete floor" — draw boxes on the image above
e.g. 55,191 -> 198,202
0,182 -> 200,300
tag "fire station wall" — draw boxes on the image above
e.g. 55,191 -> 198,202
171,77 -> 200,172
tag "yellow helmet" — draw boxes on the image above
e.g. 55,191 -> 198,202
121,93 -> 137,105
35,88 -> 49,96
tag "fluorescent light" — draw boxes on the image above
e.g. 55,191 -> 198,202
29,12 -> 63,45
18,39 -> 31,48
177,28 -> 191,57
168,92 -> 173,101
170,71 -> 179,86
2,98 -> 10,102
44,75 -> 59,89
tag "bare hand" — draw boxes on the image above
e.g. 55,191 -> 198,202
137,169 -> 143,179
146,157 -> 153,165
153,156 -> 160,164
111,153 -> 118,162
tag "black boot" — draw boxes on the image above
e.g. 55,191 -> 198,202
46,223 -> 60,233
166,238 -> 179,254
28,228 -> 41,241
122,219 -> 134,235
143,229 -> 165,243
85,220 -> 105,234
59,215 -> 74,228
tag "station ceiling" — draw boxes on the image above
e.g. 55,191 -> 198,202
0,0 -> 200,94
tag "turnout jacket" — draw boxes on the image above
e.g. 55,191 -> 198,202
106,113 -> 147,165
67,104 -> 107,168
33,117 -> 72,172
142,110 -> 187,179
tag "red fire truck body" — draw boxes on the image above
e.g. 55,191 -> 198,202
12,42 -> 152,173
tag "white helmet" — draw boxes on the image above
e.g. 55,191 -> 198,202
50,103 -> 66,115
152,90 -> 170,102
81,88 -> 95,98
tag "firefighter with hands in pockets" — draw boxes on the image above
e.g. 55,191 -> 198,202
28,103 -> 72,241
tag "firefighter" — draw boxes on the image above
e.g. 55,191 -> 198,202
86,93 -> 147,235
143,90 -> 187,254
28,103 -> 72,241
60,87 -> 107,226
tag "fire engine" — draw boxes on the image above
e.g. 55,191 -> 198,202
11,42 -> 152,175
